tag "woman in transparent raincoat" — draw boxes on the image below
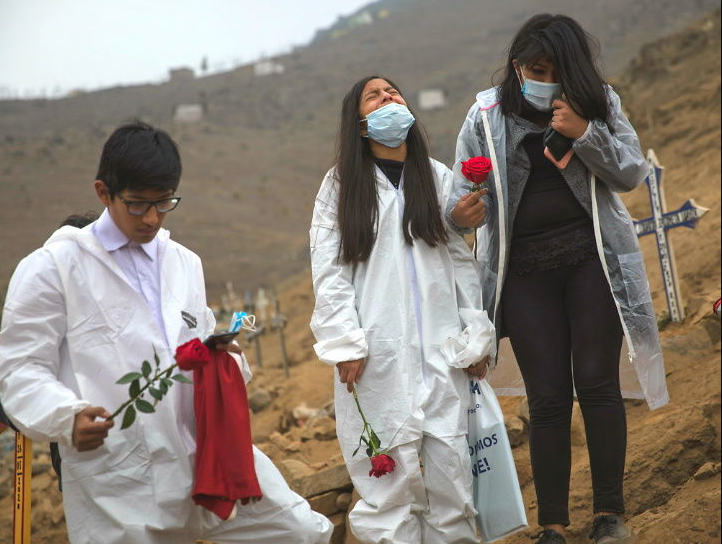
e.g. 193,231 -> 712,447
310,76 -> 496,543
448,14 -> 668,544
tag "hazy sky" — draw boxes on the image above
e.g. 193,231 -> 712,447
0,0 -> 372,97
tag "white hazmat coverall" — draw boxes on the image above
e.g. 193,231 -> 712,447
310,159 -> 496,543
0,224 -> 333,544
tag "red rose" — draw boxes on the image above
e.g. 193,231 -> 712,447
176,338 -> 212,371
368,454 -> 396,478
461,156 -> 493,186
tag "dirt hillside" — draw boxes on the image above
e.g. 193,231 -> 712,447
0,0 -> 718,301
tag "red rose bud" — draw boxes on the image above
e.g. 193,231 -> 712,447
175,338 -> 212,371
714,298 -> 721,316
368,454 -> 396,478
461,156 -> 493,189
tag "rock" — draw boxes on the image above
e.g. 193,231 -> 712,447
570,402 -> 586,447
269,431 -> 291,450
293,402 -> 321,424
693,462 -> 721,480
504,416 -> 527,448
279,459 -> 315,483
329,511 -> 347,544
286,426 -> 307,443
277,409 -> 295,433
309,416 -> 337,441
249,388 -> 273,413
343,489 -> 363,544
32,472 -> 54,492
516,397 -> 530,425
291,463 -> 352,498
336,492 -> 352,511
50,501 -> 65,524
285,440 -> 302,453
308,490 -> 340,516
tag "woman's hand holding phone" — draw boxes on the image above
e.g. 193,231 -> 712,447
550,98 -> 589,140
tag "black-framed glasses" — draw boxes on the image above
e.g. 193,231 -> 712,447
118,196 -> 181,216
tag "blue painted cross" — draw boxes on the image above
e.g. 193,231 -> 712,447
633,149 -> 709,322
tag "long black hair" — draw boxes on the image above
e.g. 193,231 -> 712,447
496,14 -> 610,124
335,75 -> 448,265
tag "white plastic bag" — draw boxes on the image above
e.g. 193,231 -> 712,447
468,378 -> 527,542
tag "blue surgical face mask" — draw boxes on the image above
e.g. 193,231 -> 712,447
362,103 -> 416,148
517,69 -> 561,112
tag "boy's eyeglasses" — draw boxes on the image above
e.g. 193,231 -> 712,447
118,196 -> 181,216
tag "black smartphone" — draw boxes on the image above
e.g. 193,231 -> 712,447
203,330 -> 240,348
543,127 -> 574,161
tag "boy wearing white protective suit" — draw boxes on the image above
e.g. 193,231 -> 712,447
310,76 -> 497,544
0,121 -> 333,544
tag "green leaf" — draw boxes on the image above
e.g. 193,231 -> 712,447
162,378 -> 174,390
142,360 -> 152,379
149,387 -> 163,401
135,398 -> 155,413
164,368 -> 173,378
153,351 -> 161,368
129,379 -> 141,399
116,372 -> 142,384
366,446 -> 373,458
121,405 -> 136,429
159,380 -> 168,395
369,429 -> 381,450
352,445 -> 361,457
172,374 -> 194,384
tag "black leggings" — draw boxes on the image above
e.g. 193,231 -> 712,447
501,255 -> 626,527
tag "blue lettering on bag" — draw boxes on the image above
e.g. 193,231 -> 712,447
471,457 -> 491,477
470,380 -> 481,395
468,433 -> 499,456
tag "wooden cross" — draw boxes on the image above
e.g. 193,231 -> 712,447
632,149 -> 709,322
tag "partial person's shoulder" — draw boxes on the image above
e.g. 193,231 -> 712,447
321,166 -> 340,187
42,225 -> 92,259
474,87 -> 501,112
5,245 -> 65,301
315,166 -> 341,202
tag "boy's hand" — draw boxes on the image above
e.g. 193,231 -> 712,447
73,406 -> 114,452
214,341 -> 243,355
451,189 -> 488,228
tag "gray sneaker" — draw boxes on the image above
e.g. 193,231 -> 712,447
531,529 -> 567,543
589,515 -> 638,543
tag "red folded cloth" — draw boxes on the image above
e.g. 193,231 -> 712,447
176,339 -> 262,519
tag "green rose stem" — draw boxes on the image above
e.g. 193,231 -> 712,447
108,363 -> 180,420
352,386 -> 381,457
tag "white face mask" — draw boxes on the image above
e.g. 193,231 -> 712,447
516,68 -> 561,112
361,103 -> 416,148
